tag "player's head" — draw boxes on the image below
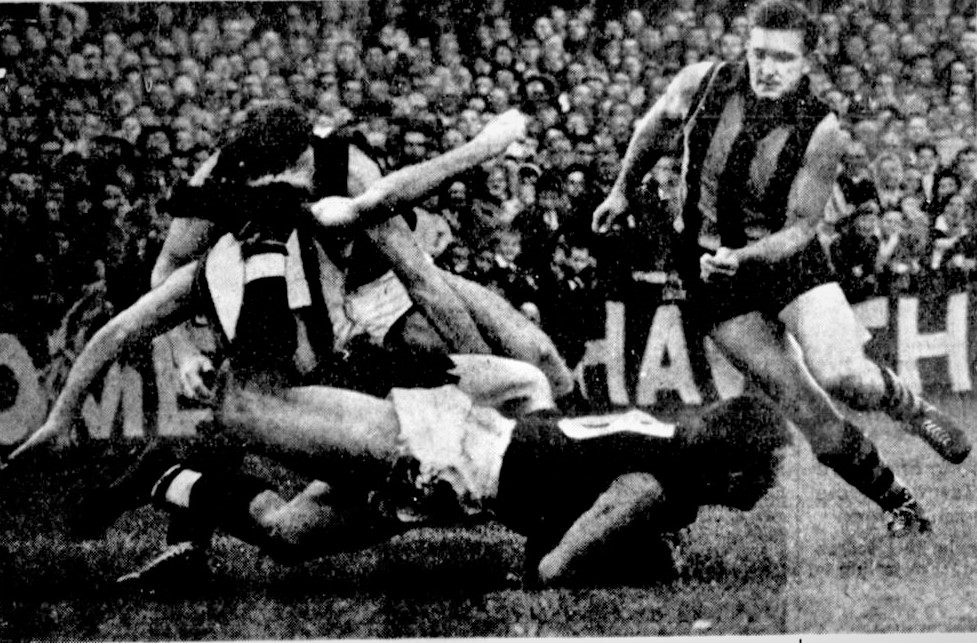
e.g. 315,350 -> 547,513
746,0 -> 817,100
683,395 -> 792,509
213,101 -> 312,184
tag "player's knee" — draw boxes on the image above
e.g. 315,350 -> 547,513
806,354 -> 876,402
244,491 -> 315,561
509,361 -> 555,413
214,382 -> 263,433
252,500 -> 322,563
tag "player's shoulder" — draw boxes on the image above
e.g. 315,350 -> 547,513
672,61 -> 718,91
661,61 -> 722,115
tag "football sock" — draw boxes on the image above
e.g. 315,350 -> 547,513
233,241 -> 296,379
161,469 -> 201,508
878,366 -> 925,421
163,440 -> 247,547
152,467 -> 273,544
816,421 -> 910,511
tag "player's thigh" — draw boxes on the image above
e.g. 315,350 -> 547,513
709,312 -> 843,433
778,283 -> 872,384
449,354 -> 554,413
216,379 -> 402,483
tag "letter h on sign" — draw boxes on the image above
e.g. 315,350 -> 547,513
896,293 -> 972,393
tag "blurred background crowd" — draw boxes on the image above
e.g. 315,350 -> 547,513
1,0 -> 976,369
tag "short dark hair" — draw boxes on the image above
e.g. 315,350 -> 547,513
748,0 -> 819,52
677,394 -> 792,508
536,171 -> 563,194
215,101 -> 312,183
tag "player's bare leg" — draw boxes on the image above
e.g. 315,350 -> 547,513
782,284 -> 970,464
113,379 -> 412,588
439,271 -> 574,398
448,355 -> 555,415
385,312 -> 556,415
710,312 -> 929,536
215,377 -> 403,490
118,478 -> 402,587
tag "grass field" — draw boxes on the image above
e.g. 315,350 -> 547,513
2,396 -> 977,640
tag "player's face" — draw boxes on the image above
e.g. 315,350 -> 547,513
746,28 -> 810,100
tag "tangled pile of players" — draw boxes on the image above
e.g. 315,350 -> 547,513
5,0 -> 971,589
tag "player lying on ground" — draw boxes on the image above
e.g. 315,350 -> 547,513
592,0 -> 969,536
17,364 -> 793,586
152,101 -> 572,400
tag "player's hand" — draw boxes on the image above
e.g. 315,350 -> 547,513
592,190 -> 629,234
5,417 -> 66,465
310,196 -> 358,228
699,247 -> 739,282
177,353 -> 216,403
473,109 -> 529,151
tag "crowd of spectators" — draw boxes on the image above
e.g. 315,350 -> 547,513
1,0 -> 977,366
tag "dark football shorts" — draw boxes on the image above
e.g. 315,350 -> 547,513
681,238 -> 836,330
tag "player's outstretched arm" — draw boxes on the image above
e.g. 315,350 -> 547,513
592,62 -> 712,233
6,264 -> 198,463
309,109 -> 528,229
536,472 -> 666,585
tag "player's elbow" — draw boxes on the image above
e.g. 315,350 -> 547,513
150,253 -> 180,288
